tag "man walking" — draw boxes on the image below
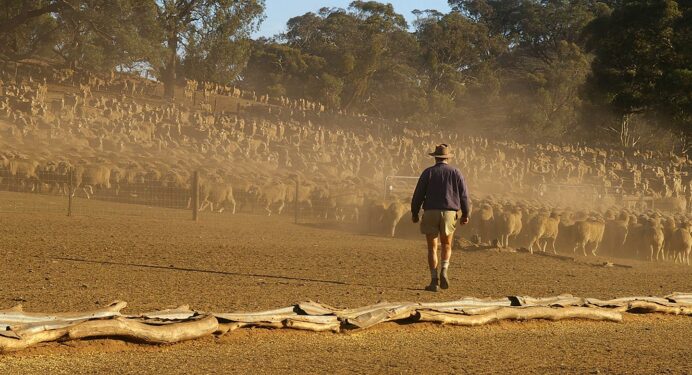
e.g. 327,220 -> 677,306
411,144 -> 470,292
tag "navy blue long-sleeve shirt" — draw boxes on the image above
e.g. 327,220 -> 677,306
411,162 -> 470,217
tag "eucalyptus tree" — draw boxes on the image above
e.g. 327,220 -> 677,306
156,0 -> 265,97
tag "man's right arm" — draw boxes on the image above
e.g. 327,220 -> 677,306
457,171 -> 470,220
411,170 -> 429,217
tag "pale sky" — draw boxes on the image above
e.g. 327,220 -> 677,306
255,0 -> 452,38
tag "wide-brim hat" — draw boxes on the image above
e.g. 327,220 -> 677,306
429,144 -> 454,158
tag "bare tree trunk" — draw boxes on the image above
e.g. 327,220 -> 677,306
163,34 -> 178,99
604,113 -> 641,148
620,113 -> 631,147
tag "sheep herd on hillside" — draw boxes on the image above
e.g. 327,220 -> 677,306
0,62 -> 690,264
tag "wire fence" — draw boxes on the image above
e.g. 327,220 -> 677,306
0,167 -> 75,215
69,170 -> 193,219
0,166 -> 194,219
0,166 -> 357,223
0,165 -> 687,227
289,177 -> 367,226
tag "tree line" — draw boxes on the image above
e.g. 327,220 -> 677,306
1,0 -> 689,150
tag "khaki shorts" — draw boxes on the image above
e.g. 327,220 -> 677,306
420,210 -> 458,236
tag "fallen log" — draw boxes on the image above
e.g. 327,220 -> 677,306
586,296 -> 677,308
215,322 -> 248,335
0,328 -> 68,353
8,319 -> 89,338
213,306 -> 297,323
0,293 -> 689,353
284,319 -> 340,332
296,301 -> 338,316
344,303 -> 419,329
67,315 -> 218,344
213,321 -> 284,334
213,312 -> 297,324
134,305 -> 197,320
419,297 -> 513,309
511,295 -> 586,307
417,306 -> 622,326
626,301 -> 692,316
0,301 -> 126,324
665,293 -> 692,305
283,315 -> 339,324
450,306 -> 505,315
334,301 -> 401,319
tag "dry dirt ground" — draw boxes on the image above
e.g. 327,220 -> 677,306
0,193 -> 690,374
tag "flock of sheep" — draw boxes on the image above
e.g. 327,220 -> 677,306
0,61 -> 690,265
465,199 -> 691,264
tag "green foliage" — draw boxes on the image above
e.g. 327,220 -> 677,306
443,0 -> 601,141
179,0 -> 266,84
0,1 -> 60,61
414,11 -> 504,121
157,0 -> 265,97
0,0 -> 161,71
277,2 -> 421,116
56,0 -> 162,71
1,0 -> 688,148
244,41 -> 342,106
585,0 -> 680,113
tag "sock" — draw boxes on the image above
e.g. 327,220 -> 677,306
430,268 -> 438,280
441,260 -> 450,277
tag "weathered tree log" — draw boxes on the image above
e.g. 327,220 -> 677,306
1,293 -> 690,352
8,319 -> 89,338
0,328 -> 68,353
213,307 -> 297,323
348,304 -> 417,328
0,301 -> 126,324
419,298 -> 513,309
511,295 -> 586,307
296,301 -> 338,316
215,322 -> 248,335
284,319 -> 341,332
134,305 -> 197,320
338,303 -> 420,329
586,296 -> 673,308
67,315 -> 218,344
665,293 -> 692,305
214,313 -> 297,324
283,315 -> 339,324
417,306 -> 622,326
331,301 -> 397,319
451,306 -> 505,315
213,312 -> 339,334
626,301 -> 692,316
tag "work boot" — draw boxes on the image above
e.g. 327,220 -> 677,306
439,273 -> 449,290
425,278 -> 439,292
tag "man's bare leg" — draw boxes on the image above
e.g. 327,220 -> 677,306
439,233 -> 453,289
426,234 -> 439,269
425,234 -> 439,291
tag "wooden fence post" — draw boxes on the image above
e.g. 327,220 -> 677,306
294,175 -> 300,224
67,167 -> 73,217
383,176 -> 389,201
192,171 -> 200,222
